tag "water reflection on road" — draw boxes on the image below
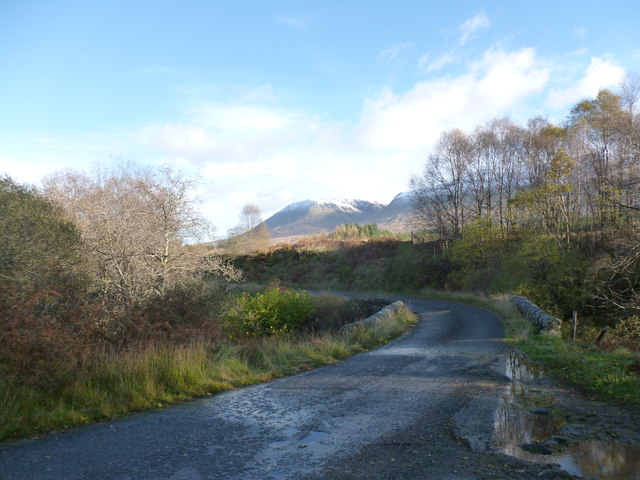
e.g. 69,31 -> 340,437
493,351 -> 640,480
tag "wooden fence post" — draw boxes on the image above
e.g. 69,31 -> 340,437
595,326 -> 609,345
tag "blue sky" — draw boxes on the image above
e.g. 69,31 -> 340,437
1,1 -> 639,236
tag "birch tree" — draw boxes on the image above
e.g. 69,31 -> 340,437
411,129 -> 472,239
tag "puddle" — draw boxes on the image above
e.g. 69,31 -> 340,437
505,350 -> 545,394
494,351 -> 640,480
553,440 -> 640,479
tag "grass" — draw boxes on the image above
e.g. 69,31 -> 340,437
518,334 -> 640,403
0,307 -> 417,443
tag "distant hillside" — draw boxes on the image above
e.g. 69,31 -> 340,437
263,193 -> 415,238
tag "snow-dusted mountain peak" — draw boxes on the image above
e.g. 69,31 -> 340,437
390,191 -> 415,202
281,198 -> 384,214
263,193 -> 413,238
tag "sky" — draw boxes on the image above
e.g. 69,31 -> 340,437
1,0 -> 639,237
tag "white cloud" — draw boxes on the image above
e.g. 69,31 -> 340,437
191,142 -> 413,234
418,52 -> 456,74
4,42 -> 630,238
192,103 -> 297,132
360,47 -> 549,149
378,42 -> 413,63
0,46 -> 555,235
459,13 -> 491,46
1,154 -> 64,186
0,135 -> 116,186
129,98 -> 407,232
416,13 -> 491,76
135,104 -> 306,161
546,56 -> 626,110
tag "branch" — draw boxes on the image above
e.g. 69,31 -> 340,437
616,202 -> 640,211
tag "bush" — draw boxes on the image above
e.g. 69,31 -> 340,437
490,232 -> 588,318
613,316 -> 640,343
383,243 -> 443,290
0,177 -> 95,389
124,282 -> 230,343
446,218 -> 509,291
227,288 -> 315,336
0,176 -> 89,315
309,294 -> 346,330
0,289 -> 99,390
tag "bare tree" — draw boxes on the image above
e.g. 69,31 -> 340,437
239,204 -> 263,231
616,75 -> 640,213
483,118 -> 524,234
522,117 -> 566,189
411,129 -> 472,239
468,124 -> 493,221
43,164 -> 240,309
620,73 -> 640,122
225,203 -> 271,253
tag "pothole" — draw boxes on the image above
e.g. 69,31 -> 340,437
493,351 -> 640,480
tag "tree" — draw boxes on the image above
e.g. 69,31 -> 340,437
511,148 -> 578,249
523,117 -> 560,188
468,124 -> 495,221
486,118 -> 525,234
407,84 -> 640,324
225,203 -> 271,253
0,176 -> 87,310
567,89 -> 630,226
614,75 -> 640,213
43,164 -> 240,309
332,223 -> 389,239
589,229 -> 640,319
411,129 -> 473,240
239,204 -> 263,231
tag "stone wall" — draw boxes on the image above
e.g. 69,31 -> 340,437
509,295 -> 562,335
340,301 -> 407,332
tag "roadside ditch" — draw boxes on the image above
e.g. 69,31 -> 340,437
492,350 -> 640,479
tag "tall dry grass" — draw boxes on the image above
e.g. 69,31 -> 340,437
1,305 -> 417,442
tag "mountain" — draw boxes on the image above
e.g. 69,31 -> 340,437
263,193 -> 415,239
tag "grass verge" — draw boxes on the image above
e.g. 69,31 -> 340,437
518,335 -> 640,403
0,306 -> 417,443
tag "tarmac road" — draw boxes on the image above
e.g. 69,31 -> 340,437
0,296 -> 547,480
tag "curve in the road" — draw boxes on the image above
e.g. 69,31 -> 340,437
0,296 -> 511,480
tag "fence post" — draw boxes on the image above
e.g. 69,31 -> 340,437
595,326 -> 609,345
571,311 -> 578,340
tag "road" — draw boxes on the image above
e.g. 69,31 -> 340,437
0,296 -> 547,480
